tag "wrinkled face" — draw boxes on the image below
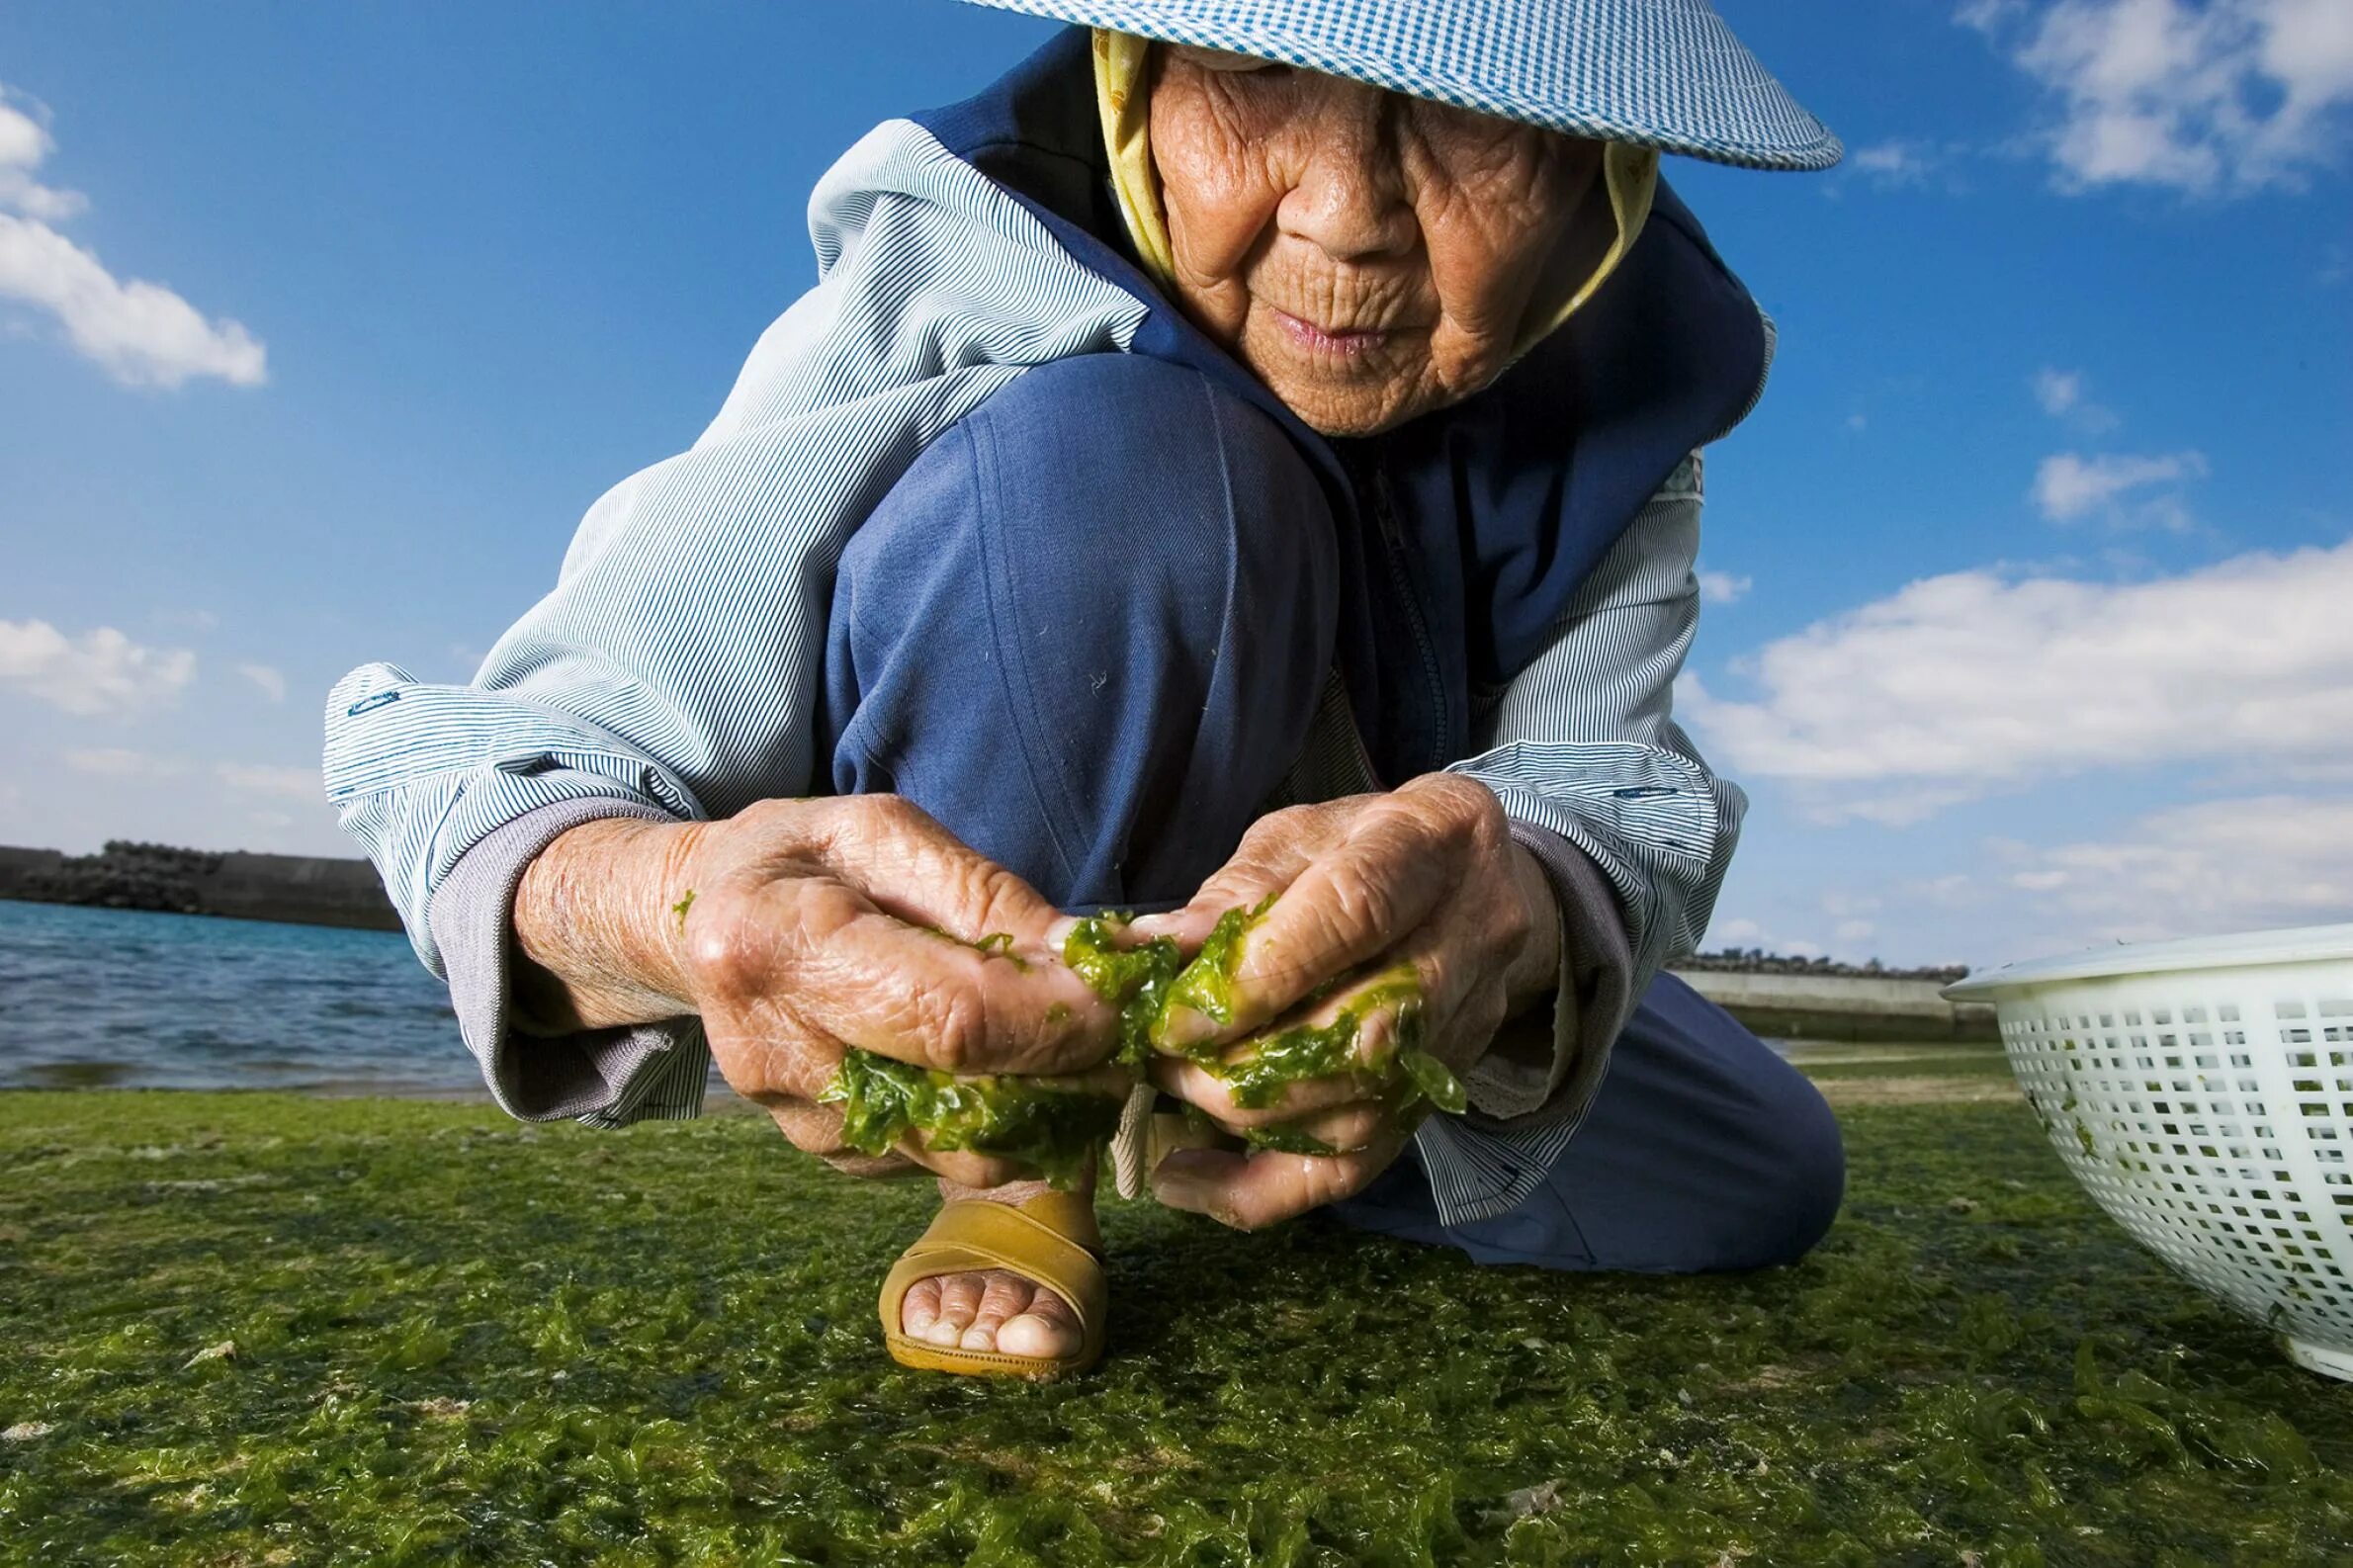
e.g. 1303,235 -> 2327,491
1149,45 -> 1601,437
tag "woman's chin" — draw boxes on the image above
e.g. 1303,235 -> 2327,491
1252,357 -> 1433,438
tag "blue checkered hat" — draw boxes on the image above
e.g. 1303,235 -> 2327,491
956,0 -> 1839,170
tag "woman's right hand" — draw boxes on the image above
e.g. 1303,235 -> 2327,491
511,797 -> 1126,1185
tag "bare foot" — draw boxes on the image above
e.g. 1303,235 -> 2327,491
899,1175 -> 1089,1359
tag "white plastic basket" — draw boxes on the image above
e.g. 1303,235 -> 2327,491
1947,924 -> 2353,1381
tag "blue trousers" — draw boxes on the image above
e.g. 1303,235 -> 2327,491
822,354 -> 1843,1273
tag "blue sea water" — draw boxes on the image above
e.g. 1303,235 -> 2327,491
0,900 -> 486,1095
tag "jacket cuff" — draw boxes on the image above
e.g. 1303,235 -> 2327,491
1459,821 -> 1635,1124
429,797 -> 710,1125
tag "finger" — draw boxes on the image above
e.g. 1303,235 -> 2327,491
1361,900 -> 1518,1082
1147,1052 -> 1381,1128
1241,1102 -> 1391,1156
892,1065 -> 1128,1183
816,795 -> 1077,957
1025,1065 -> 1144,1098
1217,806 -> 1455,1022
1164,963 -> 1433,1118
1152,1124 -> 1412,1230
753,1097 -> 917,1177
899,1142 -> 1033,1189
1125,801 -> 1356,945
1159,799 -> 1468,1051
768,878 -> 1117,1075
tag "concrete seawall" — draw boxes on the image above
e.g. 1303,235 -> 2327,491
0,845 -> 403,933
1676,969 -> 1998,1042
198,853 -> 406,931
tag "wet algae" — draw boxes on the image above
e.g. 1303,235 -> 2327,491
4,1067 -> 2351,1565
816,1054 -> 1118,1190
826,903 -> 1467,1177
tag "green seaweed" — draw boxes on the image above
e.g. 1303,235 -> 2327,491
914,924 -> 1032,971
1156,895 -> 1277,1041
1061,914 -> 1185,1067
4,1076 -> 2351,1565
970,930 -> 1028,971
1204,967 -> 1460,1119
667,888 -> 694,933
816,1051 -> 1118,1188
1398,1045 -> 1470,1116
1240,1124 -> 1340,1156
832,904 -> 1469,1179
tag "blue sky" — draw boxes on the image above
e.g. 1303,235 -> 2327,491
1,1 -> 2347,968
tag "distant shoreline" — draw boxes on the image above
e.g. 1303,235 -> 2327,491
0,841 -> 401,932
0,875 -> 1993,1059
2,838 -> 1975,998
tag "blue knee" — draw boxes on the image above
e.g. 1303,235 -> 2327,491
826,353 -> 1340,906
948,353 -> 1336,674
1754,1068 -> 1847,1264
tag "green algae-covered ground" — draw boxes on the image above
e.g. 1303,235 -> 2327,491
4,1049 -> 2350,1566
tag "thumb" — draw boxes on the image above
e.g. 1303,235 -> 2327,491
815,795 -> 1067,955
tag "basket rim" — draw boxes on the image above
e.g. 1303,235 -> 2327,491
1944,921 -> 2353,1001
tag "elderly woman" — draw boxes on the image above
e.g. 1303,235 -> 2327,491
325,0 -> 1847,1379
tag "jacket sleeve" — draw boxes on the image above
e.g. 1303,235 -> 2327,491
1418,451 -> 1746,1221
319,121 -> 1155,1127
1451,446 -> 1744,992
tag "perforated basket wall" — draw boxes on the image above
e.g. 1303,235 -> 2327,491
1996,961 -> 2353,1377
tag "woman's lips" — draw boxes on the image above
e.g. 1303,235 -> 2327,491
1267,305 -> 1392,359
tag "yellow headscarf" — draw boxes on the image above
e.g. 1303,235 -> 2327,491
1090,29 -> 1659,358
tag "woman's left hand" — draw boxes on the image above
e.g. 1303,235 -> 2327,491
1132,773 -> 1561,1229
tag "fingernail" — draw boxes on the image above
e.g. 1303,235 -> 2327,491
1155,1004 -> 1215,1050
1152,1175 -> 1206,1211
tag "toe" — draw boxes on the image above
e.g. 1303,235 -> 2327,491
995,1286 -> 1083,1360
922,1271 -> 987,1347
959,1271 -> 1035,1351
900,1276 -> 941,1338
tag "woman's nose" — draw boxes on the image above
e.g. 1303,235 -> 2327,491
1275,90 -> 1416,263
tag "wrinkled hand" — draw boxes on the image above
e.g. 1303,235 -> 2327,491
1131,774 -> 1559,1229
516,797 -> 1126,1186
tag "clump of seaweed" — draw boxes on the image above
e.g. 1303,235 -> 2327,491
818,1054 -> 1118,1188
823,899 -> 1468,1182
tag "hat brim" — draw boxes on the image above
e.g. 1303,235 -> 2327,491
955,0 -> 1841,171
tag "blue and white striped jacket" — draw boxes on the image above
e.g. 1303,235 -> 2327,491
322,32 -> 1760,1224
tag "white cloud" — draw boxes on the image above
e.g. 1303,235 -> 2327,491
2002,794 -> 2353,938
215,761 -> 321,802
0,92 -> 85,221
1699,915 -> 1829,959
1697,569 -> 1753,606
2033,367 -> 2085,415
1680,537 -> 2353,824
1964,0 -> 2353,194
0,83 -> 266,389
1849,140 -> 1938,186
2032,449 -> 2205,522
63,746 -> 187,779
0,618 -> 195,716
2032,366 -> 2123,433
236,661 -> 287,703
